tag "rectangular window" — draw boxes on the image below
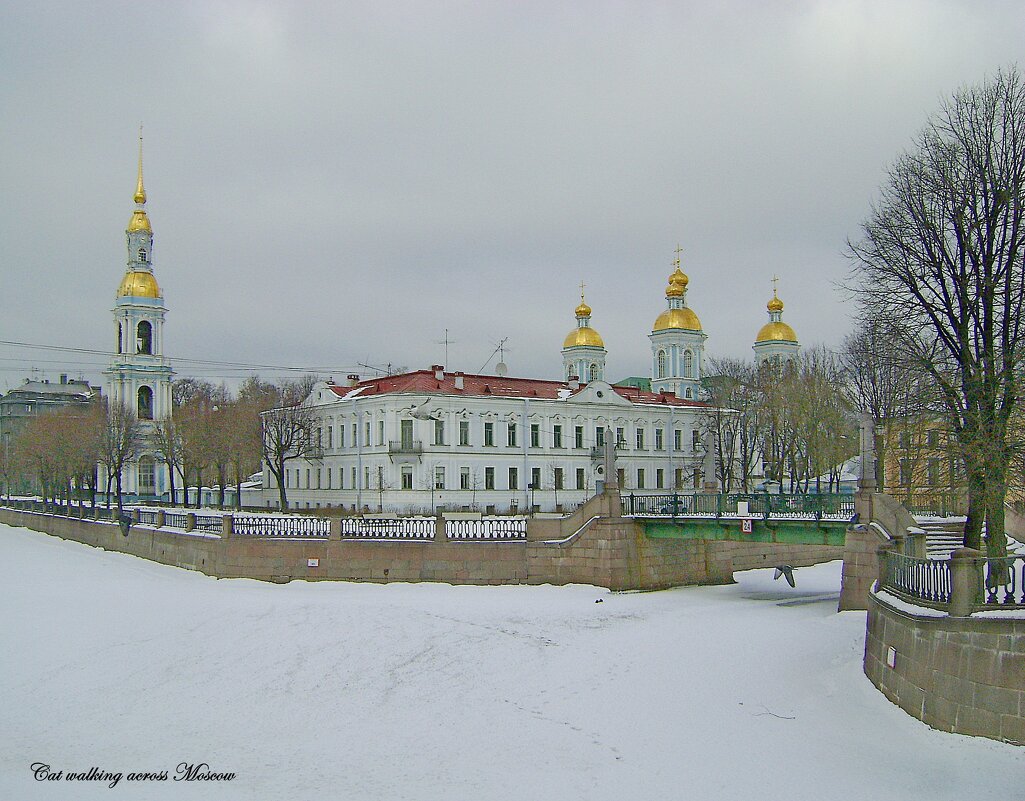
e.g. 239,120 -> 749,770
616,427 -> 626,448
531,467 -> 542,490
316,428 -> 322,448
364,421 -> 371,447
637,468 -> 645,489
593,427 -> 603,448
509,467 -> 518,490
364,466 -> 370,488
339,426 -> 346,448
692,468 -> 701,489
636,428 -> 645,450
460,467 -> 470,490
139,460 -> 155,491
927,458 -> 939,487
530,423 -> 540,448
655,428 -> 664,450
926,429 -> 939,447
327,426 -> 333,449
352,423 -> 356,446
378,420 -> 385,446
554,468 -> 564,491
900,458 -> 912,486
507,422 -> 517,447
674,429 -> 682,451
576,467 -> 585,490
692,429 -> 700,451
316,469 -> 321,489
675,468 -> 684,490
577,426 -> 587,448
485,467 -> 495,490
617,468 -> 626,488
656,468 -> 664,489
434,466 -> 446,490
401,467 -> 413,490
484,422 -> 494,447
899,431 -> 911,449
553,425 -> 563,448
351,467 -> 356,489
400,418 -> 414,449
459,420 -> 470,446
325,468 -> 331,489
434,419 -> 445,446
338,468 -> 344,489
306,469 -> 311,489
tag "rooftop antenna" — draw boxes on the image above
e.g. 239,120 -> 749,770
436,329 -> 456,368
479,338 -> 510,375
357,361 -> 405,376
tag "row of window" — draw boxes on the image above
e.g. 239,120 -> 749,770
314,419 -> 703,453
117,320 -> 155,356
897,429 -> 945,449
898,456 -> 962,487
282,464 -> 702,492
655,348 -> 697,379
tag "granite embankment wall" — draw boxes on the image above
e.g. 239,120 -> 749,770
0,499 -> 734,591
865,592 -> 1025,744
0,492 -> 846,591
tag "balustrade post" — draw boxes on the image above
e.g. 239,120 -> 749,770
905,527 -> 927,559
221,514 -> 234,539
330,517 -> 342,540
155,509 -> 165,528
876,538 -> 902,591
185,512 -> 196,533
434,511 -> 446,542
949,547 -> 984,617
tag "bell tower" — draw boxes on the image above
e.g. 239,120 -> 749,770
103,132 -> 174,499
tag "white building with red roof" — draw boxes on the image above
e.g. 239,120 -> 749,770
263,367 -> 711,513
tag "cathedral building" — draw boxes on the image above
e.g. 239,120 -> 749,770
102,138 -> 174,499
752,285 -> 800,366
262,261 -> 755,513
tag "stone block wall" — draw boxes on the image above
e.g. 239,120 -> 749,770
864,592 -> 1025,744
720,541 -> 844,573
838,523 -> 891,611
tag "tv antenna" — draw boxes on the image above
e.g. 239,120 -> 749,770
479,338 -> 510,375
436,329 -> 456,367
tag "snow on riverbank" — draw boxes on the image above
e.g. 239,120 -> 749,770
0,523 -> 1019,800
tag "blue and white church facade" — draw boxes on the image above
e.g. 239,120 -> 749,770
102,138 -> 174,499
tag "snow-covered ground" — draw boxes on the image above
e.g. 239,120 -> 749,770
0,524 -> 1019,800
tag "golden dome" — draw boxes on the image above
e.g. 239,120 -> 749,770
127,209 -> 151,232
653,307 -> 702,332
117,270 -> 161,299
665,267 -> 689,297
575,301 -> 592,317
767,294 -> 784,312
755,321 -> 798,343
563,327 -> 604,348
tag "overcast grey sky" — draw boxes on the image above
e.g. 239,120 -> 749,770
2,1 -> 1023,390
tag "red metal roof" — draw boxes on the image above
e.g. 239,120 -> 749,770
326,369 -> 706,408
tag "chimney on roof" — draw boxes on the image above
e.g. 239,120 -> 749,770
568,375 -> 580,391
453,371 -> 464,390
433,365 -> 445,381
347,374 -> 360,387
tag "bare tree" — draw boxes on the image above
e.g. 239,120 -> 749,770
849,68 -> 1025,556
99,398 -> 142,513
262,376 -> 319,510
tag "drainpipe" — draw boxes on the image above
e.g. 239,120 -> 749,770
356,408 -> 363,511
522,398 -> 530,511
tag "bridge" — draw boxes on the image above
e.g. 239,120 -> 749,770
624,492 -> 856,547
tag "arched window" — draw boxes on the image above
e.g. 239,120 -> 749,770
137,321 -> 153,354
138,385 -> 154,420
683,350 -> 694,378
684,387 -> 693,399
589,363 -> 600,382
567,364 -> 575,380
138,247 -> 147,262
657,350 -> 667,378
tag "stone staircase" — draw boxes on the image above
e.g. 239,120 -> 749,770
917,517 -> 1025,559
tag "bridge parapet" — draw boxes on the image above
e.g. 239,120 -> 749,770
626,492 -> 855,521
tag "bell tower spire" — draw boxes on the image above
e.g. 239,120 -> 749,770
134,126 -> 147,205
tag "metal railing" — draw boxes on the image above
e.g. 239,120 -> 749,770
627,492 -> 856,521
882,552 -> 951,607
163,511 -> 189,529
233,515 -> 331,538
338,516 -> 435,540
445,517 -> 527,540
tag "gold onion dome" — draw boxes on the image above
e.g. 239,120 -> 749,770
653,307 -> 702,332
117,270 -> 161,299
756,321 -> 798,343
575,300 -> 592,317
767,294 -> 784,312
564,327 -> 604,348
665,267 -> 688,297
